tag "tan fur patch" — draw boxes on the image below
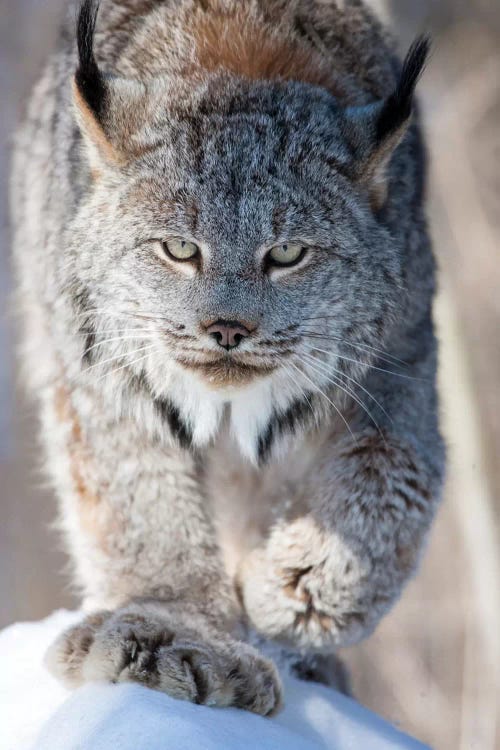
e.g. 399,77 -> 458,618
72,79 -> 125,166
53,384 -> 114,554
54,385 -> 100,507
191,7 -> 343,96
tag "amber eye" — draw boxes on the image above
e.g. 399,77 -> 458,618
162,239 -> 199,262
267,243 -> 307,268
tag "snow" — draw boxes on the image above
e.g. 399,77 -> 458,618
0,611 -> 429,750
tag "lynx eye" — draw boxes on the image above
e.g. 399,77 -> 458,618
162,238 -> 199,262
267,243 -> 307,268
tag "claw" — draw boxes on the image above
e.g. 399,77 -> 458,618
128,638 -> 138,662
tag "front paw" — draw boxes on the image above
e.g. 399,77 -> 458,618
238,518 -> 384,650
45,607 -> 281,716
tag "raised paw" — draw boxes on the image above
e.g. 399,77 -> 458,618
238,517 -> 380,650
45,608 -> 281,716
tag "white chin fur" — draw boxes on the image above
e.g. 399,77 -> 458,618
166,366 -> 225,446
168,365 -> 301,464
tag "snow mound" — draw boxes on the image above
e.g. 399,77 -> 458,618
0,610 -> 428,750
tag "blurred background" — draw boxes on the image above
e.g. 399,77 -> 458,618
0,1 -> 499,748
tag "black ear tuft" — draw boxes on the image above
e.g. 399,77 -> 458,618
75,0 -> 106,117
376,35 -> 431,142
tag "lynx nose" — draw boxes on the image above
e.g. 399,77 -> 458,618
204,320 -> 252,350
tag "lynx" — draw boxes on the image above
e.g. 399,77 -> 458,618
11,0 -> 444,715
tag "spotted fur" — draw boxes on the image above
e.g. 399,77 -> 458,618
11,0 -> 444,712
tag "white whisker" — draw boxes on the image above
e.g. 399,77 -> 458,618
80,343 -> 157,375
75,309 -> 140,320
281,364 -> 315,419
301,352 -> 387,444
94,349 -> 157,383
299,329 -> 408,368
74,328 -> 158,336
310,347 -> 425,382
288,361 -> 356,444
75,309 -> 177,324
82,334 -> 158,359
302,351 -> 393,426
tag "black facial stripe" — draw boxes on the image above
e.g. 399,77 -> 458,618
257,396 -> 314,464
154,398 -> 193,450
81,328 -> 96,366
126,374 -> 193,451
71,282 -> 93,315
69,282 -> 97,367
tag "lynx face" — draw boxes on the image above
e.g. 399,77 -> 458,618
70,3 -> 426,459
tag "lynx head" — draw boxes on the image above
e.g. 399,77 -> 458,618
71,0 -> 429,461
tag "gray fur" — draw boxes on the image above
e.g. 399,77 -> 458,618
11,0 -> 445,713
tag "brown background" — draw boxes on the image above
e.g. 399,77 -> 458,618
1,2 -> 499,748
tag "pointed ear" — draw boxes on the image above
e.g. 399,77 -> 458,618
72,1 -> 120,167
73,0 -> 144,170
343,36 -> 431,210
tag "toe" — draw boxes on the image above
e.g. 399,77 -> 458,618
45,611 -> 110,686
